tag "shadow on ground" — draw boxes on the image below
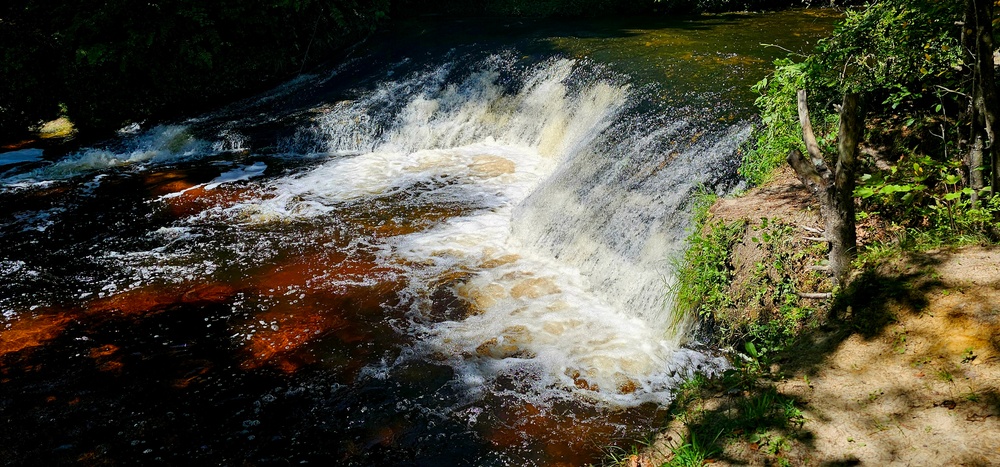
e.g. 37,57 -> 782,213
644,247 -> 1000,466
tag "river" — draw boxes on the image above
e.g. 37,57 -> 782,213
0,10 -> 836,466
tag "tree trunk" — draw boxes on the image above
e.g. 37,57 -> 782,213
969,135 -> 984,207
787,90 -> 862,288
964,0 -> 999,194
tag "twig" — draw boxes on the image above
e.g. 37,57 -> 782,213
299,16 -> 322,75
760,43 -> 808,58
803,236 -> 828,242
797,292 -> 833,299
934,84 -> 970,99
799,225 -> 824,234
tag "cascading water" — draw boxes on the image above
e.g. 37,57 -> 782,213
219,56 -> 739,405
0,12 -> 837,466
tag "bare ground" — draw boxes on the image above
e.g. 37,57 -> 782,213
773,247 -> 1000,466
634,166 -> 1000,466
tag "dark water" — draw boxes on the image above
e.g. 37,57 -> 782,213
0,11 -> 836,466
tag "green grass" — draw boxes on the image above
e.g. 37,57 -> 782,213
664,431 -> 721,467
671,190 -> 744,328
662,381 -> 807,466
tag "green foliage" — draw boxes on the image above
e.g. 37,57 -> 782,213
749,0 -> 997,260
664,431 -> 722,467
675,206 -> 821,360
741,59 -> 808,186
664,379 -> 806,466
667,201 -> 823,467
719,341 -> 768,390
856,151 -> 1000,245
742,58 -> 840,187
736,219 -> 820,353
393,0 -> 814,17
673,199 -> 745,321
810,0 -> 964,107
745,0 -> 971,187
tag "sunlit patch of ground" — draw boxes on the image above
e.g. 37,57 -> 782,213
764,248 -> 1000,466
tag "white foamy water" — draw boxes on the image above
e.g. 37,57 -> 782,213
207,57 -> 734,405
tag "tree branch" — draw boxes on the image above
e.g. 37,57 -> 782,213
787,149 -> 827,193
797,89 -> 826,165
836,93 -> 862,176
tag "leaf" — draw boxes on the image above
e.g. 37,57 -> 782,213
881,184 -> 913,195
855,186 -> 876,198
944,191 -> 962,201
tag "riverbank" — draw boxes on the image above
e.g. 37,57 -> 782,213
630,167 -> 1000,466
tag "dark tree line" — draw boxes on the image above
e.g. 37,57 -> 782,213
0,0 -> 843,141
0,0 -> 389,139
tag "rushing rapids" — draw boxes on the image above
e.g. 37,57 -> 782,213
0,12 -> 837,466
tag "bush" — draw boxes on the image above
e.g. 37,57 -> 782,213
810,0 -> 964,106
740,59 -> 808,186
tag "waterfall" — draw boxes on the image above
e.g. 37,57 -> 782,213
0,53 -> 746,406
211,55 -> 743,405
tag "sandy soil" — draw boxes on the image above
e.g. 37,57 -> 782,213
636,166 -> 1000,466
774,246 -> 1000,466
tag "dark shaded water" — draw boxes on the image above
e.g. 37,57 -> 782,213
0,11 -> 836,466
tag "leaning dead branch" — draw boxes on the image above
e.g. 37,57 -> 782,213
787,89 -> 863,288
